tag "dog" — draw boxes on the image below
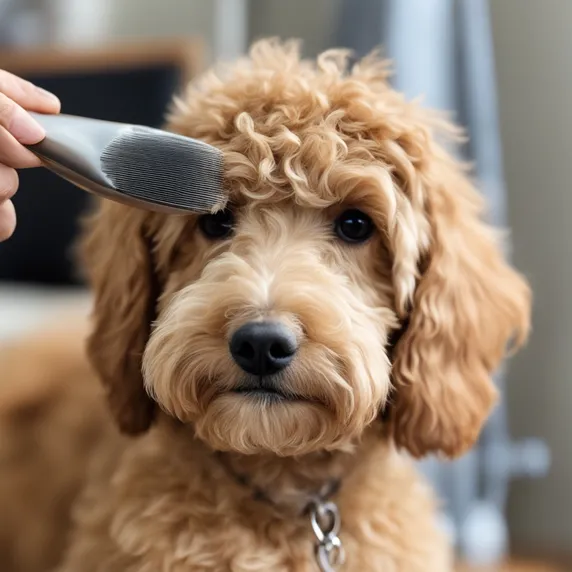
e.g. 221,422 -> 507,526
0,318 -> 113,572
3,39 -> 531,571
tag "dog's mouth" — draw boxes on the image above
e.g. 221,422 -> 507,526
232,378 -> 302,403
234,387 -> 288,404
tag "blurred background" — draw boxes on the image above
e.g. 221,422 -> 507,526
0,0 -> 569,570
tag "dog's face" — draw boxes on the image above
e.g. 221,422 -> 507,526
82,41 -> 530,458
143,200 -> 396,456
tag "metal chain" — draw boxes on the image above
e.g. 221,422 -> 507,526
215,452 -> 345,570
310,500 -> 345,572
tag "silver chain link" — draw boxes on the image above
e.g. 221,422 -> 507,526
216,452 -> 345,570
309,500 -> 345,572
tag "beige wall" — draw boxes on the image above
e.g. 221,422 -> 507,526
248,0 -> 341,57
491,0 -> 572,557
107,0 -> 214,44
51,0 -> 339,61
48,0 -> 217,59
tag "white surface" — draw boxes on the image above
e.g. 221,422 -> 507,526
47,0 -> 112,46
460,502 -> 508,566
214,0 -> 248,60
0,284 -> 91,343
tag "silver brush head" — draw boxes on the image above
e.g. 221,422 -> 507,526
100,126 -> 225,213
27,113 -> 226,215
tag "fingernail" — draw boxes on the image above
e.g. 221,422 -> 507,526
35,86 -> 60,105
9,106 -> 45,144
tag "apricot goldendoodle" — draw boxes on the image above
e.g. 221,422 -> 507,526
6,39 -> 531,571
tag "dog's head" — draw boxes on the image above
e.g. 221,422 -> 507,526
81,40 -> 530,458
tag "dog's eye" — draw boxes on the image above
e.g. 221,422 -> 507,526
198,209 -> 235,240
335,209 -> 374,243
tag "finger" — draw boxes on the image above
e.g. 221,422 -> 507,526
0,124 -> 42,168
0,164 -> 19,203
0,199 -> 16,242
0,92 -> 46,145
0,70 -> 60,114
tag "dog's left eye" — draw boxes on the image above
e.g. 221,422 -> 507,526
198,209 -> 235,240
335,209 -> 374,243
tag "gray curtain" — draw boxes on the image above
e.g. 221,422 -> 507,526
335,0 -> 550,565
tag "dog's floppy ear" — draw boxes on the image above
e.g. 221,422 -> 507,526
389,159 -> 531,458
80,201 -> 157,435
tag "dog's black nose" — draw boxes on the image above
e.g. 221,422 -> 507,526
230,321 -> 297,376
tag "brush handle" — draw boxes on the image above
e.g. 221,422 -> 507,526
27,112 -> 119,185
24,112 -> 128,202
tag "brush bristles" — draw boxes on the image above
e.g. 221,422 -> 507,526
100,127 -> 225,213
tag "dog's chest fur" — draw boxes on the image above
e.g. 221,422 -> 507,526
60,419 -> 451,572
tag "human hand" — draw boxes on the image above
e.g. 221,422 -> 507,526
0,70 -> 60,241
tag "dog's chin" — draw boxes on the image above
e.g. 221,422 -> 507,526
193,392 -> 341,456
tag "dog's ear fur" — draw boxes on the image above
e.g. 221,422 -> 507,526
389,159 -> 531,459
79,201 -> 156,435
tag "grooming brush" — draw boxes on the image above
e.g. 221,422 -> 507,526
26,112 -> 226,215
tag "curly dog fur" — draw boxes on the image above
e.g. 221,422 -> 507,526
1,40 -> 530,571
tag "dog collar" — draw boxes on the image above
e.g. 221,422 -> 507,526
215,451 -> 345,571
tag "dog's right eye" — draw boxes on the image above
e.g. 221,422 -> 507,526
198,209 -> 235,240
